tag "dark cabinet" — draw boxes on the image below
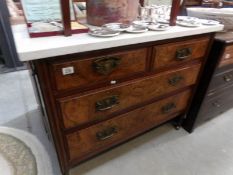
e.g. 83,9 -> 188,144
183,32 -> 233,132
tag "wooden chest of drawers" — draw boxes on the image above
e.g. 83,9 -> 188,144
31,34 -> 213,174
183,32 -> 233,132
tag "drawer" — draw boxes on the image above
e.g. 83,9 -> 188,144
152,37 -> 210,69
50,48 -> 148,91
219,45 -> 233,68
185,0 -> 202,6
59,64 -> 201,129
208,67 -> 233,91
66,90 -> 192,162
198,84 -> 233,123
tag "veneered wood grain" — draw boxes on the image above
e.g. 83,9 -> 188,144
51,48 -> 148,91
58,64 -> 201,129
66,89 -> 192,162
185,0 -> 202,6
219,45 -> 233,67
153,37 -> 210,69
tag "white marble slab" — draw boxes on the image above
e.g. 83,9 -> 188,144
12,24 -> 224,61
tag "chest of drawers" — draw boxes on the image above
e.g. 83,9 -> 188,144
31,34 -> 213,174
183,32 -> 233,132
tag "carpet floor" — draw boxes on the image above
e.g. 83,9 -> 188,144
0,127 -> 53,175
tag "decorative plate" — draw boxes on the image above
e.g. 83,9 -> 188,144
148,24 -> 170,31
125,26 -> 148,33
102,23 -> 131,32
177,21 -> 201,28
199,19 -> 220,25
88,28 -> 120,37
157,18 -> 169,24
177,16 -> 199,22
132,20 -> 155,27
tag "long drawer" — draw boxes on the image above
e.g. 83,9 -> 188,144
58,64 -> 201,129
66,89 -> 192,163
197,84 -> 233,123
50,48 -> 148,91
152,37 -> 209,70
208,67 -> 233,91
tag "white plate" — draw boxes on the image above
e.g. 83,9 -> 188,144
102,23 -> 131,32
177,21 -> 201,27
199,19 -> 220,25
177,16 -> 199,21
88,28 -> 120,37
157,18 -> 169,24
148,24 -> 170,31
126,26 -> 148,33
132,20 -> 153,27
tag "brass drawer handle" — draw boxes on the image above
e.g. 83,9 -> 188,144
96,127 -> 118,141
95,95 -> 119,111
162,103 -> 176,114
168,75 -> 184,86
176,48 -> 192,60
93,57 -> 121,75
223,75 -> 232,82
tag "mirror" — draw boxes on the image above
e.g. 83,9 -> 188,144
73,1 -> 87,19
18,0 -> 88,37
21,0 -> 75,23
20,0 -> 76,35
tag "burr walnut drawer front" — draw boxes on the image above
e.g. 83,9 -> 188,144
50,48 -> 148,91
58,64 -> 201,129
66,90 -> 192,163
219,45 -> 233,68
152,37 -> 210,69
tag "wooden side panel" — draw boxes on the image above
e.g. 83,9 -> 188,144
66,89 -> 192,163
153,37 -> 210,69
51,48 -> 148,91
59,64 -> 201,129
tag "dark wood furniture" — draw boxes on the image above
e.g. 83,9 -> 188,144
31,34 -> 214,174
184,0 -> 202,6
183,32 -> 233,132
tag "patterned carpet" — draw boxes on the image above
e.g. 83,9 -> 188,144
0,133 -> 37,175
0,127 -> 53,175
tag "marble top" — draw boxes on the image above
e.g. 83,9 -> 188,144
12,24 -> 224,61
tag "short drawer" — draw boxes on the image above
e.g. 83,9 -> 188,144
58,64 -> 201,129
198,84 -> 233,123
66,90 -> 192,162
152,37 -> 210,69
219,45 -> 233,68
208,67 -> 233,91
50,48 -> 148,91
